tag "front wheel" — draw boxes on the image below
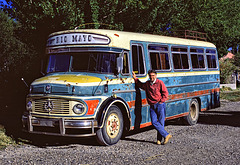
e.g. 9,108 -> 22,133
183,99 -> 199,125
96,105 -> 123,145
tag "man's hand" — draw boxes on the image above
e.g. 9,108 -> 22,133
132,71 -> 136,79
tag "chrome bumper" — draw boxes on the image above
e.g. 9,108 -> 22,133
22,115 -> 98,137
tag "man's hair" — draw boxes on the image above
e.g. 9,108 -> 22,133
148,70 -> 157,75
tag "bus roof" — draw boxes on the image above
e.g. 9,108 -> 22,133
48,29 -> 216,50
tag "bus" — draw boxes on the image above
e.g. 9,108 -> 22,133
22,29 -> 220,145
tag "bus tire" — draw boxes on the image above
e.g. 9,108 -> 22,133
184,99 -> 199,125
96,105 -> 123,145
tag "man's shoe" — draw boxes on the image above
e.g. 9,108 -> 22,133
157,140 -> 161,145
163,134 -> 172,145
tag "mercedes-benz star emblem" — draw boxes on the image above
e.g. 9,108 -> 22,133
46,85 -> 51,91
44,100 -> 53,112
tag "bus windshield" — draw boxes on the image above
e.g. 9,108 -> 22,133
46,52 -> 120,74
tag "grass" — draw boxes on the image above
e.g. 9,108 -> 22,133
220,87 -> 240,102
0,125 -> 16,150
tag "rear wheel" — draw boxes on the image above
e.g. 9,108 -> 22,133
96,105 -> 123,145
184,99 -> 199,125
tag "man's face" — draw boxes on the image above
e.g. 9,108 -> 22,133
149,73 -> 157,82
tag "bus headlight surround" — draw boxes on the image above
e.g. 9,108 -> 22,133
73,103 -> 86,115
26,101 -> 32,111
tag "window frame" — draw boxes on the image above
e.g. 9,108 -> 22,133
171,46 -> 190,71
121,51 -> 130,76
190,47 -> 206,71
131,43 -> 146,76
148,44 -> 171,72
206,49 -> 218,70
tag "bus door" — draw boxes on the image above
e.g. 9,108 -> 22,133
131,43 -> 148,129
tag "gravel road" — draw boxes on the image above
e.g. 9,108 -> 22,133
0,100 -> 240,165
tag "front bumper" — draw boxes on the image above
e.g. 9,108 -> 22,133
22,115 -> 98,137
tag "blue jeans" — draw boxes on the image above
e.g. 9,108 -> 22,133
150,102 -> 169,140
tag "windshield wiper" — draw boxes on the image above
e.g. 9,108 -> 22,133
92,79 -> 103,96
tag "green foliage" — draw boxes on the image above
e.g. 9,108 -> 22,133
0,10 -> 33,78
0,125 -> 16,150
234,52 -> 240,68
220,86 -> 233,92
220,90 -> 240,102
219,59 -> 237,84
3,0 -> 239,57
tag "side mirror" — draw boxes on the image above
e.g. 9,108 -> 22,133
116,56 -> 123,74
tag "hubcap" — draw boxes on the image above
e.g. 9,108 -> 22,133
106,113 -> 120,138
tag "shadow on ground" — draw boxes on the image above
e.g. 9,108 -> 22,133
198,110 -> 240,127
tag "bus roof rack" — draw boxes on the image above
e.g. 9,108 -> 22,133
173,30 -> 207,41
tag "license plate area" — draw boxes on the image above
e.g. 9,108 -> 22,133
39,120 -> 54,127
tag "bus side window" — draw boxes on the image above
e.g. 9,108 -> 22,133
172,47 -> 189,70
122,52 -> 130,74
148,45 -> 170,71
206,49 -> 217,69
190,48 -> 205,69
132,44 -> 145,75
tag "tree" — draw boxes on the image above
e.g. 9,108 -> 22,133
0,10 -> 33,77
219,59 -> 237,84
0,10 -> 37,113
3,0 -> 240,58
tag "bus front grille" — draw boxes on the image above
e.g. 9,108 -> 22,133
34,98 -> 70,114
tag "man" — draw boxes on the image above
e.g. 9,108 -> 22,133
132,70 -> 172,145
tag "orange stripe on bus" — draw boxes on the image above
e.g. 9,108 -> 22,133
127,99 -> 147,108
131,122 -> 152,130
168,88 -> 220,101
85,100 -> 99,115
165,112 -> 189,120
201,108 -> 207,111
127,88 -> 220,108
131,113 -> 190,129
140,122 -> 152,128
127,100 -> 135,108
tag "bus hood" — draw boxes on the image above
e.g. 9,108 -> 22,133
30,74 -> 104,95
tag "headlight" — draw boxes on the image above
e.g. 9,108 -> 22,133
26,101 -> 32,111
73,103 -> 85,114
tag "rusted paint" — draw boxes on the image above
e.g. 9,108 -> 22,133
66,83 -> 71,87
120,77 -> 125,83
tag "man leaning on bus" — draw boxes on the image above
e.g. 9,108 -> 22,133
132,70 -> 172,145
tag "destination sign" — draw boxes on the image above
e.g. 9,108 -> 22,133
47,33 -> 110,46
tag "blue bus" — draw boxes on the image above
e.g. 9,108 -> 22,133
22,29 -> 220,145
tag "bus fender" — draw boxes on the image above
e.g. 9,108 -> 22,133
97,97 -> 131,132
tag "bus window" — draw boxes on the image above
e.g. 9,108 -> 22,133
148,45 -> 170,71
70,52 -> 120,74
190,48 -> 205,69
150,52 -> 161,70
122,52 -> 130,74
47,55 -> 71,73
132,44 -> 145,75
172,46 -> 189,70
206,49 -> 217,69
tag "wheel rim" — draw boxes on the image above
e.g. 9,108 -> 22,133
190,102 -> 198,121
106,112 -> 120,138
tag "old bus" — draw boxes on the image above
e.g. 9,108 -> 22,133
22,29 -> 220,145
